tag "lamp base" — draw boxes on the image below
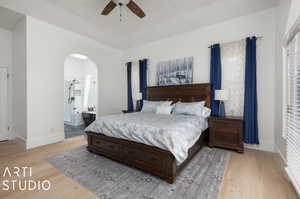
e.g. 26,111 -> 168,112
219,101 -> 226,117
136,100 -> 142,111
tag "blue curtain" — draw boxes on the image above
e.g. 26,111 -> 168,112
139,59 -> 148,109
244,37 -> 259,144
210,44 -> 222,116
126,62 -> 134,112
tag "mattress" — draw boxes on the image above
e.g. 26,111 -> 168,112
85,112 -> 208,164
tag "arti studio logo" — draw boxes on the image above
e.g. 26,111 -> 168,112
1,167 -> 51,191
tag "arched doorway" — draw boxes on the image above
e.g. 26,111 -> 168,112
64,53 -> 98,139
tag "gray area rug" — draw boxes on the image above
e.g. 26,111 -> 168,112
47,146 -> 229,199
64,124 -> 86,139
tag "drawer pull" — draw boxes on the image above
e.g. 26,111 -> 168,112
109,145 -> 115,149
151,157 -> 158,162
95,141 -> 100,145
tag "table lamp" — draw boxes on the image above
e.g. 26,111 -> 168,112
215,90 -> 229,117
135,92 -> 143,111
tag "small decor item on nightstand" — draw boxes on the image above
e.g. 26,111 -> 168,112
134,92 -> 143,111
215,90 -> 229,117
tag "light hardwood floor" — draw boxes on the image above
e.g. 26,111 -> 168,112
0,136 -> 298,199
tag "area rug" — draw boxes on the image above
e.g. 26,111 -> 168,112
46,146 -> 229,199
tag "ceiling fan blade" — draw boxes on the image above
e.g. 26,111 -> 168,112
101,0 -> 117,15
126,0 -> 146,18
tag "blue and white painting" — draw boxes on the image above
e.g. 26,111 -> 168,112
156,57 -> 193,86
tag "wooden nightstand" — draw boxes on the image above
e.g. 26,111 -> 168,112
208,116 -> 244,153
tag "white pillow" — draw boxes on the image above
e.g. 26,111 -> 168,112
199,106 -> 211,118
180,101 -> 206,106
141,100 -> 172,113
156,105 -> 174,115
173,102 -> 204,114
173,101 -> 211,118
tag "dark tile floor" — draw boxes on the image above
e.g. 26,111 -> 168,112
64,124 -> 86,139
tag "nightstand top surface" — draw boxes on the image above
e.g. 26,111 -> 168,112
209,116 -> 243,121
122,110 -> 140,113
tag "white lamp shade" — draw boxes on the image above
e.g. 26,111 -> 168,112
215,90 -> 229,101
134,92 -> 143,100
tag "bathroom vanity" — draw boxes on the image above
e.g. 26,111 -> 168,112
82,111 -> 96,127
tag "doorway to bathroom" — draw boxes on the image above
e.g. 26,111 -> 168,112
64,54 -> 97,139
0,67 -> 8,142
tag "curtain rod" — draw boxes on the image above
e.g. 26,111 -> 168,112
208,36 -> 263,48
126,58 -> 149,64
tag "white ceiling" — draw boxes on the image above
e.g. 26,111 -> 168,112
46,0 -> 222,34
0,0 -> 278,49
0,6 -> 24,30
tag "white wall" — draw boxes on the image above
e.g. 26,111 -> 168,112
12,17 -> 27,141
0,28 -> 11,67
286,0 -> 300,32
64,56 -> 88,81
26,16 -> 124,149
274,0 -> 291,162
0,27 -> 12,140
124,9 -> 277,152
64,56 -> 97,80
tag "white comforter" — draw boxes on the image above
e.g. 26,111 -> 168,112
85,112 -> 208,164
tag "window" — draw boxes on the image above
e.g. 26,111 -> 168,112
285,31 -> 300,195
131,61 -> 140,110
221,41 -> 245,117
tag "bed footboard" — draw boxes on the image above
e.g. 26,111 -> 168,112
86,130 -> 208,184
86,131 -> 176,183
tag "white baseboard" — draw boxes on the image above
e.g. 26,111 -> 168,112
276,147 -> 287,165
26,132 -> 64,149
7,131 -> 27,149
14,136 -> 26,149
10,131 -> 27,142
244,141 -> 274,152
285,167 -> 300,197
276,147 -> 299,197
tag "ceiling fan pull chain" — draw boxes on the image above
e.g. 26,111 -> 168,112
119,3 -> 123,22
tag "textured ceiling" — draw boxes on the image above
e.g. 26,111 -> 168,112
0,0 -> 278,49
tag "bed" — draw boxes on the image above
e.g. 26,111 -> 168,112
85,83 -> 211,183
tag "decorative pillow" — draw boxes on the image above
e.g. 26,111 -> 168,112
199,106 -> 211,118
173,101 -> 211,117
180,101 -> 206,106
155,105 -> 174,115
141,100 -> 172,113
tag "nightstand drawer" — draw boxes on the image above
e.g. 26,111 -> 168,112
214,129 -> 240,146
210,119 -> 242,128
210,121 -> 241,132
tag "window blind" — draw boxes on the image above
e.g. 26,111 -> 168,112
286,31 -> 300,196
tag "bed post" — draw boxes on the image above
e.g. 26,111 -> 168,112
165,155 -> 176,184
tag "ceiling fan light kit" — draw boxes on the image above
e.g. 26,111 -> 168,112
101,0 -> 146,21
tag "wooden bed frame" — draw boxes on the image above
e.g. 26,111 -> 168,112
86,83 -> 211,183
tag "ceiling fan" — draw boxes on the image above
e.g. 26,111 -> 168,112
101,0 -> 146,19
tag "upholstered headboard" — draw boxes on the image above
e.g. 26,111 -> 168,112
147,83 -> 211,108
